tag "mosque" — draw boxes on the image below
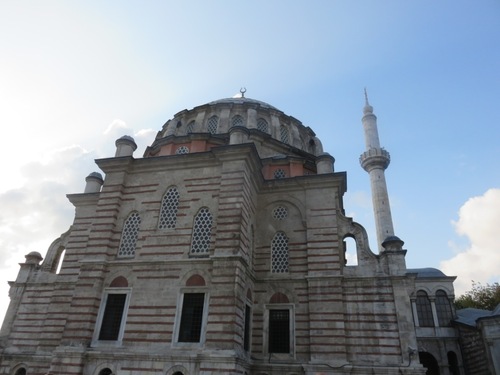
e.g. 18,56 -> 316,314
0,92 -> 463,374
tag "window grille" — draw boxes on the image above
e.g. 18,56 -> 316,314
232,115 -> 244,127
274,169 -> 286,179
435,290 -> 453,326
176,146 -> 189,155
272,206 -> 288,220
257,118 -> 269,133
190,207 -> 213,255
98,294 -> 127,340
416,291 -> 434,327
178,293 -> 205,342
207,116 -> 219,134
118,212 -> 141,257
269,309 -> 290,353
280,125 -> 289,143
159,187 -> 179,229
186,121 -> 195,134
271,232 -> 289,273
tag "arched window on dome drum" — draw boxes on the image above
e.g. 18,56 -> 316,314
280,125 -> 289,143
271,232 -> 289,273
435,290 -> 453,326
118,212 -> 141,258
159,187 -> 180,229
207,116 -> 219,134
257,118 -> 269,133
190,207 -> 213,256
231,115 -> 244,128
186,120 -> 195,134
416,290 -> 434,327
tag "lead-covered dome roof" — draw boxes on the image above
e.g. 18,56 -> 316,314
145,95 -> 325,160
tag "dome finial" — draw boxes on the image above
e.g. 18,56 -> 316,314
240,87 -> 246,98
364,87 -> 370,106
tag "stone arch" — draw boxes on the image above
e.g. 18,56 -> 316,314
180,269 -> 210,286
418,351 -> 440,375
109,276 -> 128,288
270,292 -> 289,304
93,364 -> 116,375
41,229 -> 70,273
186,274 -> 206,287
337,213 -> 377,265
11,365 -> 27,375
165,364 -> 189,375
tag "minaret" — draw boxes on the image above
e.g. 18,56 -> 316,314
359,91 -> 395,252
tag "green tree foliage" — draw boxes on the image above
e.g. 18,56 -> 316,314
455,281 -> 500,310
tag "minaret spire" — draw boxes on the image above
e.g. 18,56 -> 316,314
359,92 -> 395,252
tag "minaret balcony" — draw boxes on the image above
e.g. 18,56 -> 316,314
359,148 -> 391,171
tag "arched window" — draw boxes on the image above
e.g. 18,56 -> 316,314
274,169 -> 286,179
231,115 -> 244,127
175,146 -> 189,155
416,290 -> 434,327
272,206 -> 288,220
257,118 -> 269,133
159,187 -> 180,229
207,115 -> 219,134
280,125 -> 289,143
435,290 -> 453,326
14,368 -> 26,375
118,212 -> 141,257
271,232 -> 289,273
190,207 -> 213,255
186,120 -> 195,134
98,369 -> 113,375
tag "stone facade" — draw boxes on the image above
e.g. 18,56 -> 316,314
0,96 -> 463,374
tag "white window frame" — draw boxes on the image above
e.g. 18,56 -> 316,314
263,303 -> 295,359
91,287 -> 132,347
172,288 -> 209,347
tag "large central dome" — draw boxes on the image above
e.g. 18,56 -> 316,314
145,96 -> 325,161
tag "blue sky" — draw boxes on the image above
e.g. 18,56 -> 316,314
0,1 -> 499,320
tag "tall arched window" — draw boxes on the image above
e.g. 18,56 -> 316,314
416,290 -> 434,327
271,232 -> 289,273
159,187 -> 180,229
257,118 -> 269,133
186,120 -> 195,134
280,125 -> 289,143
207,115 -> 219,134
232,115 -> 244,127
435,290 -> 453,326
118,212 -> 141,257
190,207 -> 213,256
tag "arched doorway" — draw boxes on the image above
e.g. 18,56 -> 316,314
419,351 -> 440,375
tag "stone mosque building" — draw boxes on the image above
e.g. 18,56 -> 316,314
0,93 -> 463,374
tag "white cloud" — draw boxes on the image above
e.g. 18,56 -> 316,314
103,119 -> 129,135
440,188 -> 500,295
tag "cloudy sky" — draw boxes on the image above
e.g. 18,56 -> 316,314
0,1 -> 499,321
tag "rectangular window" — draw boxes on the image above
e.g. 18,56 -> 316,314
178,293 -> 205,342
98,294 -> 127,340
92,289 -> 131,347
269,309 -> 290,353
244,304 -> 251,351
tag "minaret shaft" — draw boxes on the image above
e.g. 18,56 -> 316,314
359,97 -> 395,252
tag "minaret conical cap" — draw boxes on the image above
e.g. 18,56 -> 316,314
363,88 -> 374,115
